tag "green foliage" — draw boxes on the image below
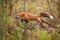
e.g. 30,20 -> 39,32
14,1 -> 24,12
28,3 -> 39,13
0,26 -> 4,40
7,17 -> 15,24
39,30 -> 51,40
51,31 -> 60,40
0,0 -> 4,40
14,27 -> 23,40
57,24 -> 60,27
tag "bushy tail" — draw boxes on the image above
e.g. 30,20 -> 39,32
39,12 -> 53,19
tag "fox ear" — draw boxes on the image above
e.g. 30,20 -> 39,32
16,12 -> 24,15
21,13 -> 25,17
23,14 -> 25,16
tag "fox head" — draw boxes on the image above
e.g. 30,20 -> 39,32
15,12 -> 25,19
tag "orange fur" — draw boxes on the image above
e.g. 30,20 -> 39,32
16,12 -> 42,21
16,12 -> 53,28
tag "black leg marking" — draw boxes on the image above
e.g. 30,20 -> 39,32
21,19 -> 29,23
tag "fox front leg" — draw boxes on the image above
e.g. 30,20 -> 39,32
21,18 -> 29,23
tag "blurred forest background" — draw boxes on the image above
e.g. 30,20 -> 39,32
0,0 -> 60,40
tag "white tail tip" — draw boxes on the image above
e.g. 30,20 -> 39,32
50,16 -> 53,19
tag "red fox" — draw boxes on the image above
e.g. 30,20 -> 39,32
15,12 -> 54,28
